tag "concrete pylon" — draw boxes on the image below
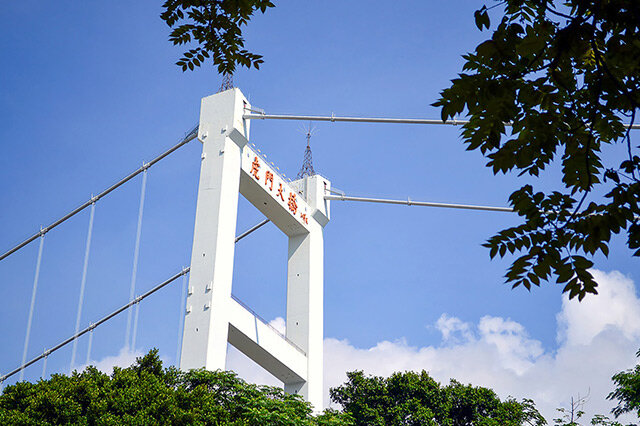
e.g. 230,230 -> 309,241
180,88 -> 330,410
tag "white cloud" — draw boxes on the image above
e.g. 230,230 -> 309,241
81,347 -> 143,374
227,269 -> 640,423
436,313 -> 473,343
558,270 -> 640,346
269,316 -> 286,335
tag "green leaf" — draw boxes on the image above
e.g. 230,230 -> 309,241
473,6 -> 490,31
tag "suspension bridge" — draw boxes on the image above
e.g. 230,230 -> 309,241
1,88 -> 637,409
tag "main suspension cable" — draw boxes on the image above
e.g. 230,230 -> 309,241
235,219 -> 270,242
244,111 -> 640,129
0,267 -> 190,384
0,125 -> 199,263
244,113 -> 473,126
325,194 -> 514,213
2,217 -> 271,384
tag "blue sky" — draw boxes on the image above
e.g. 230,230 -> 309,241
1,0 -> 639,421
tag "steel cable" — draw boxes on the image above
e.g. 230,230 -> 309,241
0,126 -> 198,263
19,235 -> 45,381
125,170 -> 148,349
70,203 -> 96,372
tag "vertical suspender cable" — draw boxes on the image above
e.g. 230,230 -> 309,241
41,351 -> 48,379
125,169 -> 147,350
176,272 -> 188,365
0,125 -> 198,264
86,327 -> 94,365
1,268 -> 189,384
131,302 -> 140,351
19,234 -> 45,381
70,202 -> 96,372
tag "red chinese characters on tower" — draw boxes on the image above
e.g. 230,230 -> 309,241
264,171 -> 274,191
276,183 -> 285,201
250,156 -> 260,180
300,213 -> 308,224
288,193 -> 298,214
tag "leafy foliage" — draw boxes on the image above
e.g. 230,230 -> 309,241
0,349 -> 318,425
7,349 -> 640,425
329,370 -> 546,425
0,350 -> 551,425
160,0 -> 274,74
553,410 -> 629,426
434,0 -> 640,300
608,350 -> 640,419
551,393 -> 631,426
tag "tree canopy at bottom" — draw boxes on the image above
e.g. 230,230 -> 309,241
0,349 -> 552,425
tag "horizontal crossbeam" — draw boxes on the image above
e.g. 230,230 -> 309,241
240,145 -> 312,236
228,296 -> 307,384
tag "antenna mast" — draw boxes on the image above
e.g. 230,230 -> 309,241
219,73 -> 234,92
296,123 -> 316,179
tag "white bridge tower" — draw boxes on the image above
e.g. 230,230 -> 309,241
180,88 -> 330,410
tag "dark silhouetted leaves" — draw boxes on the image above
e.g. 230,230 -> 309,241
161,0 -> 274,74
608,352 -> 640,419
434,0 -> 640,300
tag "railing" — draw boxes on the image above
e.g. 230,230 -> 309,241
230,294 -> 306,356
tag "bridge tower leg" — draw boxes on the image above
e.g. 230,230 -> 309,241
180,88 -> 330,411
179,88 -> 248,372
